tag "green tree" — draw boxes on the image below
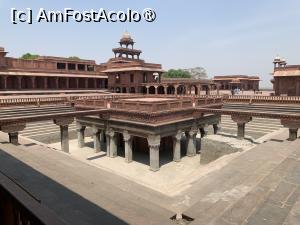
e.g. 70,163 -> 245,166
20,53 -> 40,60
68,56 -> 80,60
162,69 -> 192,78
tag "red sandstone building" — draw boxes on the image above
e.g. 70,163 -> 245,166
0,32 -> 216,95
272,56 -> 300,96
0,47 -> 107,90
213,75 -> 260,91
103,32 -> 164,94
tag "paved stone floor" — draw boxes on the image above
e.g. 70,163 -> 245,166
48,136 -> 255,196
0,127 -> 300,224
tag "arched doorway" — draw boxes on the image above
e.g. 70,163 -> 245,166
129,87 -> 135,93
177,85 -> 186,95
149,86 -> 155,94
167,85 -> 175,94
115,87 -> 121,93
190,85 -> 198,95
157,86 -> 165,94
122,87 -> 127,93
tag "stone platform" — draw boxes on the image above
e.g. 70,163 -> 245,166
0,129 -> 299,225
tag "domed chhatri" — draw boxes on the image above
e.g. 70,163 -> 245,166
113,32 -> 142,59
0,47 -> 5,52
119,31 -> 134,47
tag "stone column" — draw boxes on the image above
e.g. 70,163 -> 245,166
123,130 -> 133,163
92,126 -> 101,153
31,77 -> 36,89
106,128 -> 117,157
199,126 -> 207,138
164,86 -> 168,95
75,78 -> 79,89
17,76 -> 22,89
231,115 -> 252,139
173,130 -> 182,162
3,76 -> 7,89
55,77 -> 59,89
154,86 -> 158,94
146,86 -> 149,94
281,119 -> 300,141
76,122 -> 86,148
213,124 -> 219,134
186,125 -> 198,157
8,132 -> 19,145
289,128 -> 298,141
85,79 -> 89,89
54,118 -> 74,153
148,135 -> 161,172
44,77 -> 48,89
296,79 -> 300,96
174,85 -> 179,95
1,123 -> 26,145
65,78 -> 69,89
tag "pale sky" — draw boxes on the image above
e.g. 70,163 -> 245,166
1,0 -> 300,88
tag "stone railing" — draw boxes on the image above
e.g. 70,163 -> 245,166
0,96 -> 69,107
110,99 -> 193,112
224,95 -> 300,104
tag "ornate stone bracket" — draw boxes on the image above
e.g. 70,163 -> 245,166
54,117 -> 74,126
1,122 -> 26,133
1,122 -> 26,145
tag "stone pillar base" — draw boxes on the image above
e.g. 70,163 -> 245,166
288,128 -> 298,141
9,132 -> 19,145
237,123 -> 245,139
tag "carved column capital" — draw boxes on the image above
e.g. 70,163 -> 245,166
92,126 -> 101,135
231,115 -> 252,124
54,117 -> 74,126
106,128 -> 115,138
174,130 -> 182,141
188,124 -> 198,136
76,121 -> 86,131
123,130 -> 132,142
147,135 -> 161,149
1,122 -> 26,133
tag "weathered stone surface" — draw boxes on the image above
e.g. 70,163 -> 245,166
200,139 -> 241,164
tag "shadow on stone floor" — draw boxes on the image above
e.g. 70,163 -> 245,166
0,148 -> 128,225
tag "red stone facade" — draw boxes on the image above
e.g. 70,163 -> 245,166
272,57 -> 300,96
213,75 -> 260,91
103,32 -> 164,93
0,49 -> 108,90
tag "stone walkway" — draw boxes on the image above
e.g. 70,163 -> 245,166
0,129 -> 299,225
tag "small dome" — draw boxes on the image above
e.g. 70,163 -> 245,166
0,47 -> 5,52
274,55 -> 281,61
122,31 -> 131,39
120,31 -> 134,44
